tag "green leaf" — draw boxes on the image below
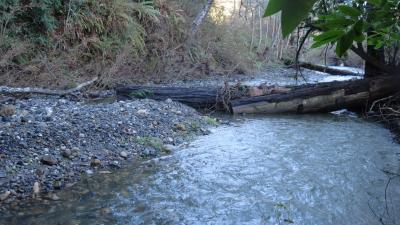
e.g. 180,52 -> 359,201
353,20 -> 364,35
367,0 -> 382,6
281,0 -> 318,36
311,30 -> 345,48
338,5 -> 361,19
264,0 -> 284,17
264,0 -> 318,37
335,32 -> 354,57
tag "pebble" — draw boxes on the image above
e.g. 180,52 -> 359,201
0,96 -> 206,201
100,207 -> 111,216
53,181 -> 62,189
90,159 -> 101,167
48,193 -> 60,201
40,155 -> 58,166
0,191 -> 11,201
119,151 -> 128,159
99,171 -> 112,174
33,182 -> 40,195
136,109 -> 148,116
164,144 -> 176,152
61,149 -> 72,158
0,104 -> 16,117
174,123 -> 186,131
35,167 -> 45,176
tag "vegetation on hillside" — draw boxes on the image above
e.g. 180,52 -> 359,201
1,0 -> 298,89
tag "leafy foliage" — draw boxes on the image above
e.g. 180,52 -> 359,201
264,0 -> 318,37
313,0 -> 400,57
265,0 -> 400,63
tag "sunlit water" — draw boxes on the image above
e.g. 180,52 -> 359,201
2,114 -> 400,225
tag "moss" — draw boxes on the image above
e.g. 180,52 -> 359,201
135,136 -> 169,153
203,116 -> 219,126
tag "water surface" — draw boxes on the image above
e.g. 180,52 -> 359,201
2,114 -> 400,225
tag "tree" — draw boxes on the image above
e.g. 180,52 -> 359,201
264,0 -> 400,77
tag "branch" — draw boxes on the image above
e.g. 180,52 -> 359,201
294,28 -> 314,82
0,77 -> 98,97
351,43 -> 399,74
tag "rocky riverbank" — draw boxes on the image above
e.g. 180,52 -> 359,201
0,96 -> 212,205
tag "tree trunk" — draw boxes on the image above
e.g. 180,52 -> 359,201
364,2 -> 387,78
365,45 -> 386,78
191,0 -> 214,36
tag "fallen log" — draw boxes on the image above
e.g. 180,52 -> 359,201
231,76 -> 400,114
295,62 -> 363,76
116,86 -> 221,108
116,76 -> 400,114
116,84 -> 291,109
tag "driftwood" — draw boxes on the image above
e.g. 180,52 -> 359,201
231,76 -> 400,114
0,77 -> 98,97
296,62 -> 363,76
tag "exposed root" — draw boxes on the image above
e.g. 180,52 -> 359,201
368,92 -> 400,141
216,82 -> 249,113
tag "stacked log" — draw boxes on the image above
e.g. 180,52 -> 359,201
231,76 -> 400,114
116,76 -> 400,114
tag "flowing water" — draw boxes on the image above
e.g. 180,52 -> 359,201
2,114 -> 400,225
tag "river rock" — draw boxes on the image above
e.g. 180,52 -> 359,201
174,123 -> 186,131
136,109 -> 148,116
33,182 -> 40,195
53,181 -> 62,189
163,144 -> 175,153
100,207 -> 111,216
119,151 -> 128,159
0,191 -> 11,201
0,95 -> 206,201
0,104 -> 16,117
90,159 -> 101,167
61,149 -> 72,159
40,155 -> 58,166
46,193 -> 60,201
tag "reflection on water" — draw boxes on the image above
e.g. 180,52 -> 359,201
2,114 -> 400,225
